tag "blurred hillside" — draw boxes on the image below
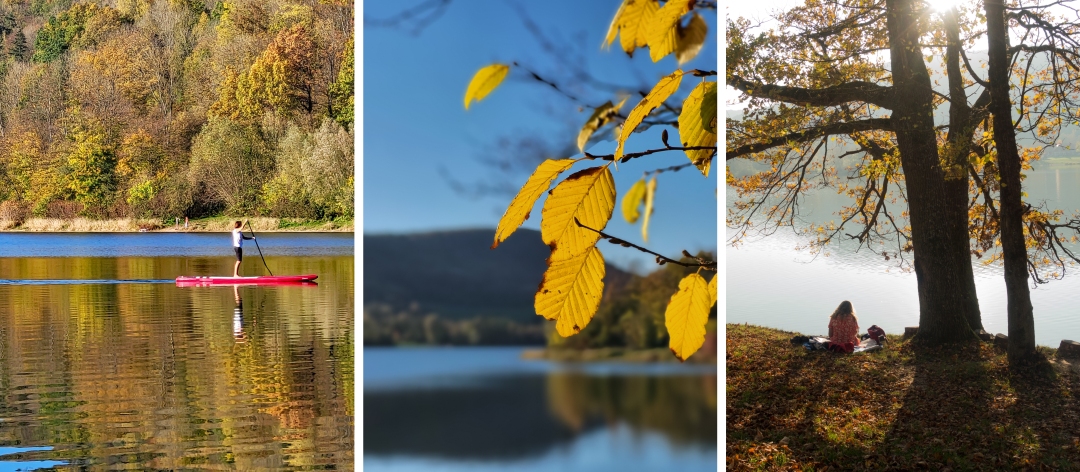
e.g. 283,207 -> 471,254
363,228 -> 633,323
363,228 -> 715,353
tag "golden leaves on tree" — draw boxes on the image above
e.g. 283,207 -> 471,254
617,70 -> 683,159
605,0 -> 705,63
480,3 -> 717,360
577,98 -> 628,153
493,159 -> 577,249
675,12 -> 707,65
622,178 -> 647,223
541,166 -> 616,261
708,272 -> 718,308
535,246 -> 606,337
642,176 -> 657,242
665,273 -> 712,361
464,64 -> 510,110
679,80 -> 718,176
604,0 -> 659,55
646,0 -> 691,62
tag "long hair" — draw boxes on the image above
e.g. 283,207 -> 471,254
830,300 -> 857,322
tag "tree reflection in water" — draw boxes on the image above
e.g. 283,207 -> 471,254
364,370 -> 715,461
0,255 -> 353,470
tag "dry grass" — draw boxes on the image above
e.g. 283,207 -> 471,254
0,216 -> 354,232
19,218 -> 147,232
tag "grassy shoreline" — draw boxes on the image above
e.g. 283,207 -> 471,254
728,323 -> 1080,471
0,216 -> 354,232
521,346 -> 718,364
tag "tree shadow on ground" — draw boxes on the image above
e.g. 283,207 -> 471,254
727,325 -> 1080,471
870,343 -> 1080,471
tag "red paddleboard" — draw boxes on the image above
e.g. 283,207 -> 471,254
175,274 -> 318,286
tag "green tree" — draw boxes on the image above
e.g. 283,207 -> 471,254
10,29 -> 28,61
33,3 -> 119,63
187,116 -> 273,214
64,126 -> 118,216
329,36 -> 353,128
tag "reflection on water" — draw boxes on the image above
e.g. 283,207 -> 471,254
0,249 -> 353,470
727,164 -> 1080,344
363,348 -> 716,472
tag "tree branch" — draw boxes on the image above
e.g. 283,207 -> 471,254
574,218 -> 717,270
729,74 -> 895,109
584,145 -> 717,164
726,118 -> 892,160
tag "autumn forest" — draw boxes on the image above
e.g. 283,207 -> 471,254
0,0 -> 354,223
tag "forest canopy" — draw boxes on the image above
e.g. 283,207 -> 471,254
0,0 -> 354,222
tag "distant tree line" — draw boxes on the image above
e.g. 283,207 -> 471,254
0,0 -> 353,222
363,252 -> 718,349
363,303 -> 547,346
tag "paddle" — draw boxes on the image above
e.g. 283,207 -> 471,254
244,221 -> 273,276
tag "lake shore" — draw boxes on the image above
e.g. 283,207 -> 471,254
728,323 -> 1080,470
0,216 -> 354,232
522,346 -> 717,364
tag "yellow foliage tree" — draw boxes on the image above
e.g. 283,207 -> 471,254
465,0 -> 718,361
211,23 -> 316,121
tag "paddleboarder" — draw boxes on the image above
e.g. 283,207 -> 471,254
232,220 -> 254,277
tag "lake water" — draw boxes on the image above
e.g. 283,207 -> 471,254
0,233 -> 354,470
363,347 -> 717,472
727,162 -> 1080,346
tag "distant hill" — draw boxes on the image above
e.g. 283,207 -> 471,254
363,229 -> 634,323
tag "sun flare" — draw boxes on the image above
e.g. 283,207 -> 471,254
931,0 -> 964,13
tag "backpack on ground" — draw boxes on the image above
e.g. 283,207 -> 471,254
867,325 -> 886,343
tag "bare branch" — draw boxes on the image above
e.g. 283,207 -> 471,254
574,218 -> 717,270
726,118 -> 892,160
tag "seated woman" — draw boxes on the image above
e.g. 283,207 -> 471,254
828,300 -> 860,350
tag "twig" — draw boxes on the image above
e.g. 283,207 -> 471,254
585,146 -> 717,164
574,218 -> 718,270
513,62 -> 596,107
364,0 -> 452,36
644,161 -> 696,176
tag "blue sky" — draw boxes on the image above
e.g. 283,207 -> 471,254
362,0 -> 718,272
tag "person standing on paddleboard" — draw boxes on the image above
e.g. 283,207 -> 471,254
232,220 -> 254,277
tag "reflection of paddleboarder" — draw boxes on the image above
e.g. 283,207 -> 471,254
231,220 -> 254,277
233,285 -> 245,342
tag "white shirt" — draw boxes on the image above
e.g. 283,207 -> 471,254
232,228 -> 243,248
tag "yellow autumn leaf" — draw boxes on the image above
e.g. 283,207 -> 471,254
675,12 -> 707,64
647,0 -> 691,62
616,70 -> 683,159
577,97 -> 628,153
605,0 -> 659,55
679,81 -> 717,176
535,246 -> 606,337
622,178 -> 647,223
492,159 -> 577,249
541,166 -> 616,261
666,272 -> 711,361
708,272 -> 717,308
464,64 -> 510,110
642,176 -> 656,241
603,1 -> 626,47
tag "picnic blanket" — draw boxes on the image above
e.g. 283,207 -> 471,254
801,336 -> 882,353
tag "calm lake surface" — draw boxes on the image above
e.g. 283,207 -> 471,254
0,233 -> 354,470
727,163 -> 1080,346
363,347 -> 717,472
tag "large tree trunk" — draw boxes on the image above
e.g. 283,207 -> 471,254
943,7 -> 984,331
985,0 -> 1037,362
886,0 -> 978,343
